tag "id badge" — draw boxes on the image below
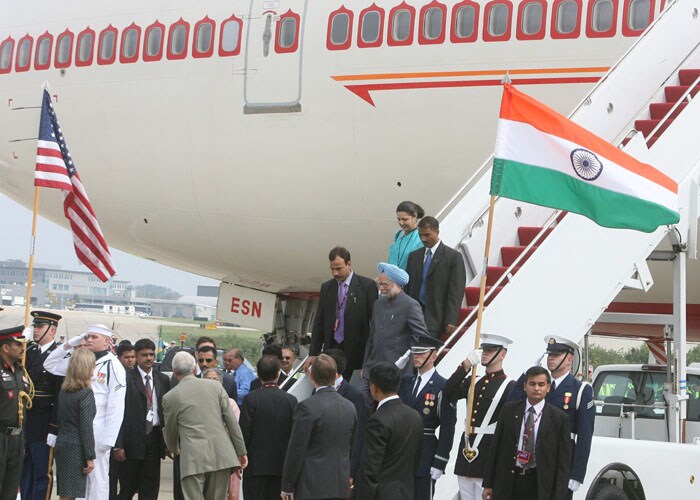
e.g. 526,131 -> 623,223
516,450 -> 531,465
146,409 -> 154,422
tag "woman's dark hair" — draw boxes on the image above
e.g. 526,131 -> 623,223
396,201 -> 425,219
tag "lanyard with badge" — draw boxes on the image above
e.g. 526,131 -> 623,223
516,410 -> 542,466
334,289 -> 348,332
145,377 -> 155,423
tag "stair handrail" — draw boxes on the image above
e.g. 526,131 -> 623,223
436,209 -> 563,360
646,73 -> 700,141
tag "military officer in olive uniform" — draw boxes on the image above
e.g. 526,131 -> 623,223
20,311 -> 63,500
443,334 -> 515,500
0,326 -> 30,500
508,335 -> 595,499
398,334 -> 456,499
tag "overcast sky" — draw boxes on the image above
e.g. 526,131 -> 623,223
0,193 -> 218,296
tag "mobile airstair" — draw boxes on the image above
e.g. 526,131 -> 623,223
431,0 -> 700,498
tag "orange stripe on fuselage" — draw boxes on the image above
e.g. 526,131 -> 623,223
332,67 -> 609,82
500,84 -> 678,193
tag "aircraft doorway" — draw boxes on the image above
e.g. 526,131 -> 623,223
244,0 -> 307,113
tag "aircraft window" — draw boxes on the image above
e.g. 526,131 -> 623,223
454,5 -> 477,39
146,26 -> 163,58
361,11 -> 382,44
16,37 -> 32,71
556,0 -> 579,34
77,31 -> 94,65
330,13 -> 351,46
392,10 -> 412,42
591,0 -> 615,33
522,2 -> 544,35
423,7 -> 444,40
56,33 -> 73,66
170,25 -> 188,56
487,3 -> 510,37
36,35 -> 52,69
220,17 -> 243,56
0,39 -> 14,72
195,22 -> 213,54
99,30 -> 116,63
121,26 -> 140,62
628,0 -> 652,30
279,18 -> 297,48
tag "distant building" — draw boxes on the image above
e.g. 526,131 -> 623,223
197,285 -> 218,297
149,296 -> 216,320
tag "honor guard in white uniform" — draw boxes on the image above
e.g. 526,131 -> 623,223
44,325 -> 126,500
443,334 -> 515,500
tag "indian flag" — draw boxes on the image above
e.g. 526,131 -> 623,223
490,85 -> 679,233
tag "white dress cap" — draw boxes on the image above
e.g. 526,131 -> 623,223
480,333 -> 513,348
87,324 -> 114,338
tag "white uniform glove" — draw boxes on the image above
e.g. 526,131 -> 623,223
532,352 -> 546,367
395,349 -> 412,369
430,467 -> 443,481
67,334 -> 86,348
466,349 -> 482,367
46,433 -> 57,448
568,480 -> 581,492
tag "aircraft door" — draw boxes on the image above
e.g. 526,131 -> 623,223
244,0 -> 307,113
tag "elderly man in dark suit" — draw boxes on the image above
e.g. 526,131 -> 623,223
281,354 -> 357,500
482,366 -> 571,500
354,362 -> 423,500
113,339 -> 170,500
405,216 -> 467,339
240,355 -> 297,500
308,246 -> 378,379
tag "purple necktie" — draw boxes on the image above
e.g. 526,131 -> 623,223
334,282 -> 348,344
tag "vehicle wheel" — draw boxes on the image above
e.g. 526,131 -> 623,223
591,484 -> 629,500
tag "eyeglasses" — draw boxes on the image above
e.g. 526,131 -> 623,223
375,281 -> 393,288
198,358 -> 214,363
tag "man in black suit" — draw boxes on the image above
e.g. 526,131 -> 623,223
406,216 -> 467,338
114,338 -> 171,500
354,362 -> 423,500
324,349 -> 368,478
308,246 -> 378,378
239,355 -> 297,500
482,366 -> 571,500
281,354 -> 357,500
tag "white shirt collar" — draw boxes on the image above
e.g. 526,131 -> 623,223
427,240 -> 441,256
525,398 -> 546,415
552,373 -> 568,389
137,365 -> 153,380
334,376 -> 344,390
377,394 -> 400,409
39,341 -> 55,354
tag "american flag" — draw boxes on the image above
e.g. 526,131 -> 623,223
35,89 -> 116,282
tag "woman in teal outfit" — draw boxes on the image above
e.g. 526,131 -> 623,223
388,200 -> 425,270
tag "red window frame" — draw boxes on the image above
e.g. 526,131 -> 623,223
75,27 -> 96,67
483,0 -> 513,42
34,32 -> 54,71
357,4 -> 385,48
55,29 -> 74,69
0,37 -> 15,74
327,5 -> 354,50
167,18 -> 190,60
388,2 -> 416,46
15,34 -> 33,72
119,23 -> 141,64
219,14 -> 243,57
97,25 -> 118,65
143,21 -> 165,62
551,0 -> 582,39
193,17 -> 216,58
418,1 -> 447,45
622,0 -> 655,37
586,0 -> 618,38
275,10 -> 301,53
450,0 -> 480,43
516,0 -> 547,40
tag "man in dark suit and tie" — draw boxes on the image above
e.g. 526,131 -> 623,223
308,246 -> 378,379
354,362 -> 423,500
405,216 -> 467,339
281,354 -> 357,500
113,339 -> 171,500
482,366 -> 571,500
240,355 -> 297,500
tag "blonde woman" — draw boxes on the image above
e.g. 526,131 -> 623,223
55,349 -> 97,500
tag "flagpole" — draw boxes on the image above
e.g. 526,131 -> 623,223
465,195 -> 497,440
24,185 -> 41,328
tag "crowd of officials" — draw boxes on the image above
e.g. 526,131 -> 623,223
0,201 -> 595,500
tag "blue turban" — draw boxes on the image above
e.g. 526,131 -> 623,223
376,262 -> 409,287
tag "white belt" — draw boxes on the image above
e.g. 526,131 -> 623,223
472,423 -> 497,435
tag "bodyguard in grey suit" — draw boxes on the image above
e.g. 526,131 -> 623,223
281,354 -> 357,500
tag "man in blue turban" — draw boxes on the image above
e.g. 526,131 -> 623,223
360,262 -> 429,408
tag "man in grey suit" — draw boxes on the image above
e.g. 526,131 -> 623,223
281,354 -> 357,500
361,262 -> 430,407
163,352 -> 248,500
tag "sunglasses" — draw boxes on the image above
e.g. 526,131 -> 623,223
198,358 -> 214,363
